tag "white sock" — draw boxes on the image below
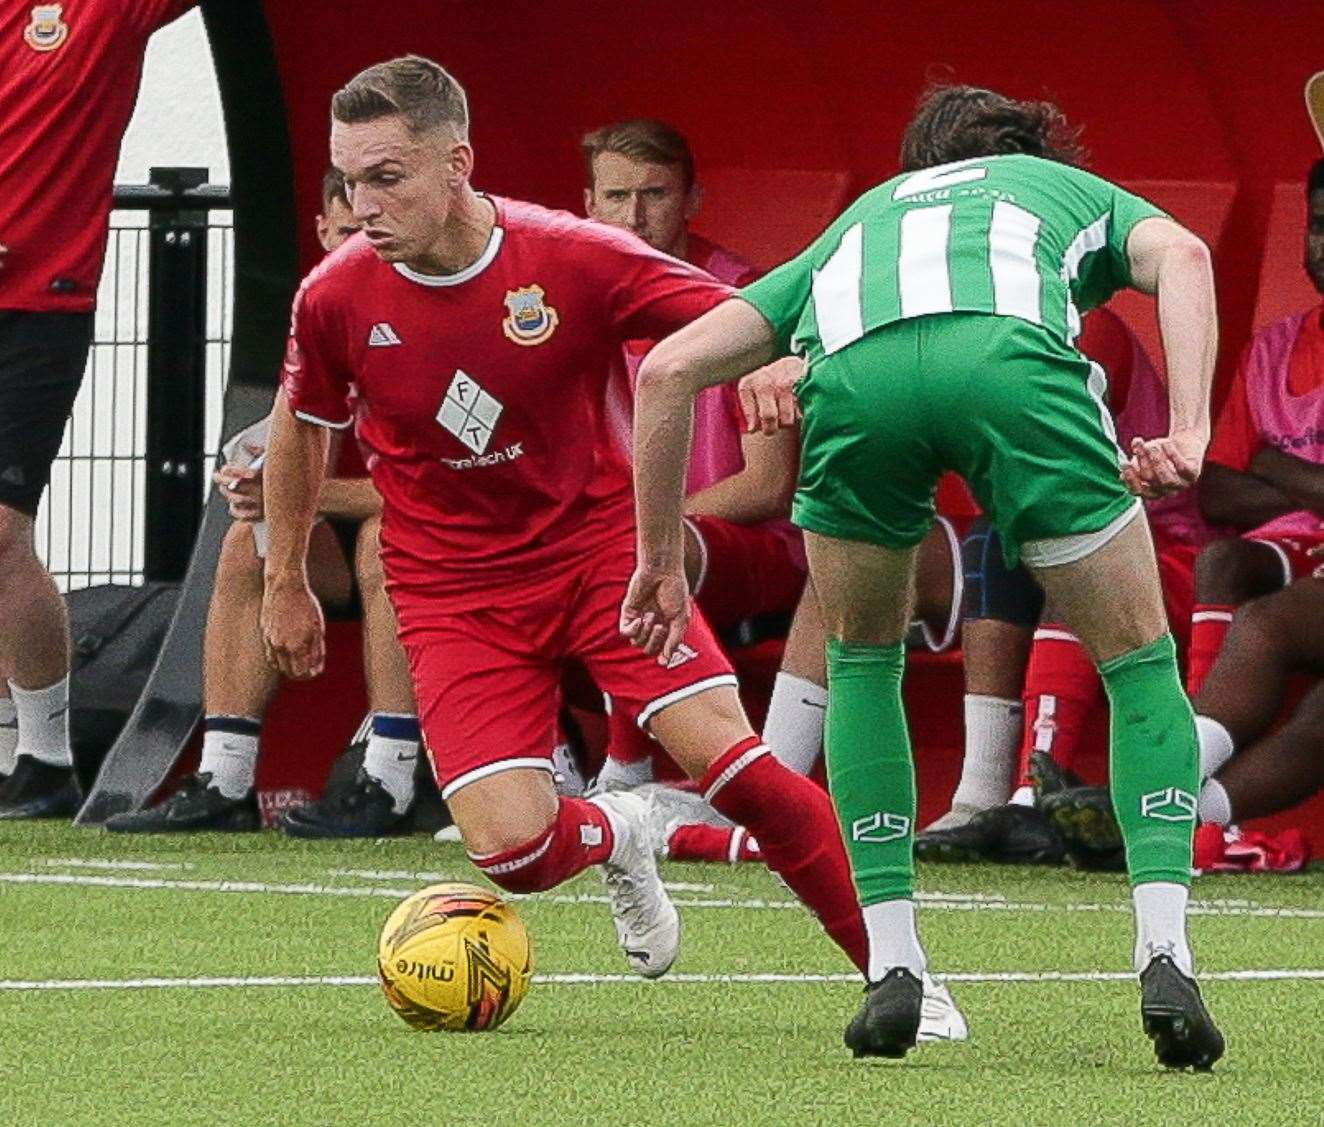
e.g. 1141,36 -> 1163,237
762,672 -> 827,775
1195,714 -> 1236,779
0,697 -> 17,775
362,717 -> 419,814
863,899 -> 927,980
1197,778 -> 1232,825
198,726 -> 259,799
9,677 -> 72,768
1132,881 -> 1194,975
1008,785 -> 1035,807
951,694 -> 1021,811
594,754 -> 653,791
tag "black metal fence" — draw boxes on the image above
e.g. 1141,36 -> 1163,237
36,168 -> 234,591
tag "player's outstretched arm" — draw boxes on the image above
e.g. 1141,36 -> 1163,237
1122,216 -> 1217,499
622,298 -> 778,661
261,390 -> 330,680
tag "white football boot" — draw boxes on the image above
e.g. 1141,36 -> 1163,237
918,973 -> 970,1043
589,789 -> 681,979
635,781 -> 732,856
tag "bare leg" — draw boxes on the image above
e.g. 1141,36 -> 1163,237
913,519 -> 957,647
354,514 -> 414,715
0,506 -> 69,691
1216,681 -> 1324,821
1027,513 -> 1167,663
1194,581 -> 1324,746
962,619 -> 1033,699
0,505 -> 75,800
203,520 -> 348,717
778,580 -> 826,684
806,531 -> 917,646
204,523 -> 281,718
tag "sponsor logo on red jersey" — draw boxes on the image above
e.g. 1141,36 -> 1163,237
436,370 -> 504,455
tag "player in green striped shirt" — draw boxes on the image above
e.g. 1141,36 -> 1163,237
621,85 -> 1224,1069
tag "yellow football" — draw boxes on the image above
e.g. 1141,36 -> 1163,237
377,882 -> 533,1032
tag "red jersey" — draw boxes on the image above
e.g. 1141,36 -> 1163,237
0,0 -> 196,313
283,197 -> 731,611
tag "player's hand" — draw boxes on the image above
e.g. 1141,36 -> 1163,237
261,578 -> 325,680
214,463 -> 264,521
619,564 -> 691,665
738,358 -> 803,435
0,244 -> 8,272
1121,428 -> 1206,499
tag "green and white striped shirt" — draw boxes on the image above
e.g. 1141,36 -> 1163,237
742,154 -> 1168,360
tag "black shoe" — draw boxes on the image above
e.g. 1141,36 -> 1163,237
1140,954 -> 1225,1071
1039,784 -> 1126,871
104,772 -> 258,833
0,755 -> 82,819
1028,750 -> 1085,804
844,968 -> 924,1059
279,769 -> 410,839
915,803 -> 1065,865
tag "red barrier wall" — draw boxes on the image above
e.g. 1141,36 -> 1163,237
247,1 -> 1324,849
260,0 -> 1323,389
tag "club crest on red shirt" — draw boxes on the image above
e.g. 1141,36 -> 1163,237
501,285 -> 558,346
24,4 -> 69,52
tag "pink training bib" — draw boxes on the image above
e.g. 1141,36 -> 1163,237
1241,310 -> 1324,539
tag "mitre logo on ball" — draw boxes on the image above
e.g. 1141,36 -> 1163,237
502,285 -> 558,346
24,5 -> 69,52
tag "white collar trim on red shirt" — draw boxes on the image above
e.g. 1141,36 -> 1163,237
392,225 -> 505,287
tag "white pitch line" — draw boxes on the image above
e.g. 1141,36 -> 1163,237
41,857 -> 192,872
3,969 -> 1324,993
329,868 -> 460,883
4,871 -> 1324,920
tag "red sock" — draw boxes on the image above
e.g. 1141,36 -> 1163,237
666,823 -> 762,863
700,736 -> 866,973
1187,604 -> 1234,696
1017,625 -> 1102,787
606,707 -> 653,765
470,797 -> 613,894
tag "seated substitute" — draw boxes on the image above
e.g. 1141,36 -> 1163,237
107,171 -> 422,837
1187,158 -> 1324,695
582,118 -> 961,804
1049,572 -> 1322,871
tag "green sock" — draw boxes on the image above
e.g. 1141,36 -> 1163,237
1099,632 -> 1198,888
824,638 -> 915,905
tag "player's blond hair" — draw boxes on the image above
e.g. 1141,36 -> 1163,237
332,55 -> 469,140
581,119 -> 696,192
900,84 -> 1086,171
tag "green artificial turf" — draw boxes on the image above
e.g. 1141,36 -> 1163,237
0,823 -> 1319,1126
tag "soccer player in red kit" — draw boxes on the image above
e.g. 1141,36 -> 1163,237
263,55 -> 869,980
0,0 -> 196,818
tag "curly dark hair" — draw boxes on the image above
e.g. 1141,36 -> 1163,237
899,84 -> 1087,172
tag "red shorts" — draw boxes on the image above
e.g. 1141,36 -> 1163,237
1155,536 -> 1199,653
397,537 -> 736,800
1246,531 -> 1324,586
684,514 -> 805,631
